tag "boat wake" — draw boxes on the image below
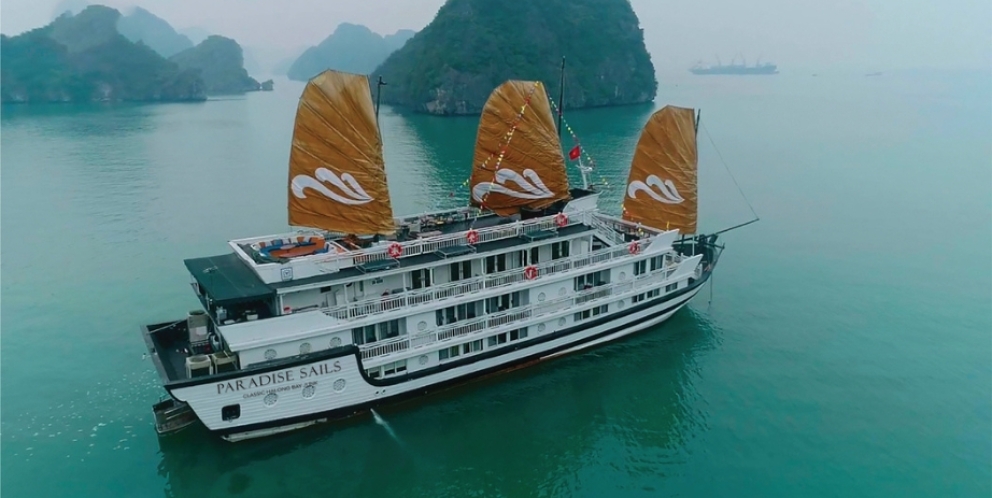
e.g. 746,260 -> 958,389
370,409 -> 404,446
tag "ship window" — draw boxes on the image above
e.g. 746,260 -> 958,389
666,283 -> 678,292
509,328 -> 528,341
530,247 -> 540,265
462,340 -> 483,355
320,286 -> 332,293
449,261 -> 472,282
383,359 -> 407,376
648,289 -> 661,298
411,269 -> 432,289
551,241 -> 570,260
439,346 -> 460,361
485,254 -> 507,274
574,309 -> 592,321
488,333 -> 508,347
592,305 -> 608,316
633,260 -> 647,276
485,292 -> 520,314
574,270 -> 609,291
377,319 -> 401,339
367,368 -> 381,379
222,404 -> 241,421
650,256 -> 665,271
632,293 -> 646,303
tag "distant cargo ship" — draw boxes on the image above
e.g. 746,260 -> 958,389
689,57 -> 779,75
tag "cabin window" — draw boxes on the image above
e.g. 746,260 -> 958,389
551,241 -> 570,260
436,302 -> 478,326
485,292 -> 520,314
438,346 -> 460,361
353,319 -> 402,345
449,261 -> 472,282
382,359 -> 407,376
485,253 -> 507,274
574,270 -> 609,291
574,309 -> 592,321
222,404 -> 241,421
632,293 -> 646,304
592,238 -> 606,251
378,319 -> 401,339
648,289 -> 661,298
488,333 -> 508,347
592,304 -> 608,316
633,260 -> 647,276
411,269 -> 432,289
367,368 -> 381,379
530,247 -> 540,265
649,256 -> 666,271
509,328 -> 528,341
666,283 -> 678,292
320,286 -> 332,293
462,340 -> 483,355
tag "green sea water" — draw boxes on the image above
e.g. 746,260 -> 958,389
2,71 -> 990,497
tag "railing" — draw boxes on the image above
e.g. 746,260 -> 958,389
358,262 -> 689,360
589,216 -> 627,246
322,236 -> 668,322
339,209 -> 595,267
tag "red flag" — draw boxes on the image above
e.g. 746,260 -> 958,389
568,145 -> 581,161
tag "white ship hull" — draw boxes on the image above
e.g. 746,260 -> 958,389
169,281 -> 703,441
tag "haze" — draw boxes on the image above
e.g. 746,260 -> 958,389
2,0 -> 989,74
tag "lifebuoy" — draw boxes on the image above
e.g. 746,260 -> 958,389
524,265 -> 538,280
387,242 -> 403,258
466,229 -> 479,245
554,213 -> 568,228
628,241 -> 641,255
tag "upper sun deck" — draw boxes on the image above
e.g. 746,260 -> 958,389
225,190 -> 604,286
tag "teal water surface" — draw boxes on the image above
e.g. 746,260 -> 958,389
2,71 -> 990,497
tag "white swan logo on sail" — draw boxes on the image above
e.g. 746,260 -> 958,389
627,175 -> 684,204
291,168 -> 373,205
472,169 -> 553,202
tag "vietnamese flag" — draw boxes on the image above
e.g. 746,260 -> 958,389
568,145 -> 581,161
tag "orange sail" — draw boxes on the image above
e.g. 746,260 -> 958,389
622,105 -> 698,234
470,80 -> 571,216
287,70 -> 395,235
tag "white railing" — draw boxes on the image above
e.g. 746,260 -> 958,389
322,237 -> 667,322
332,209 -> 594,268
590,216 -> 627,246
357,262 -> 689,360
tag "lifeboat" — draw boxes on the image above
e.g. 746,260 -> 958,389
252,235 -> 328,260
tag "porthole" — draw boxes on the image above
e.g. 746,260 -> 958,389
302,385 -> 316,399
618,300 -> 625,310
619,271 -> 627,281
264,349 -> 277,360
333,379 -> 347,392
263,393 -> 278,406
419,355 -> 428,366
299,342 -> 312,354
330,337 -> 342,347
558,287 -> 566,297
221,404 -> 240,421
538,323 -> 546,332
538,292 -> 546,302
418,321 -> 427,331
558,317 -> 566,327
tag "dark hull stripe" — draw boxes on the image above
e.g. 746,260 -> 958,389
213,275 -> 708,438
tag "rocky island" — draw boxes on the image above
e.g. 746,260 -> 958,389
170,36 -> 262,95
287,23 -> 414,81
373,0 -> 657,115
1,5 -> 266,103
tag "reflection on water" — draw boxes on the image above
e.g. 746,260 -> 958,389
153,309 -> 718,497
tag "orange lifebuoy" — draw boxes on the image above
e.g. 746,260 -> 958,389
387,242 -> 403,258
554,213 -> 568,228
466,229 -> 479,245
628,241 -> 641,255
524,265 -> 538,280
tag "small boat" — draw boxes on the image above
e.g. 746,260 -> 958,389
139,68 -> 754,442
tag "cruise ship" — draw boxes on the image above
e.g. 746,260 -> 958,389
141,70 -> 725,441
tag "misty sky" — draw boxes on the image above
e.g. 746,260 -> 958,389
2,0 -> 989,73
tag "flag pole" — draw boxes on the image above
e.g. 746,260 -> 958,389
557,56 -> 565,140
